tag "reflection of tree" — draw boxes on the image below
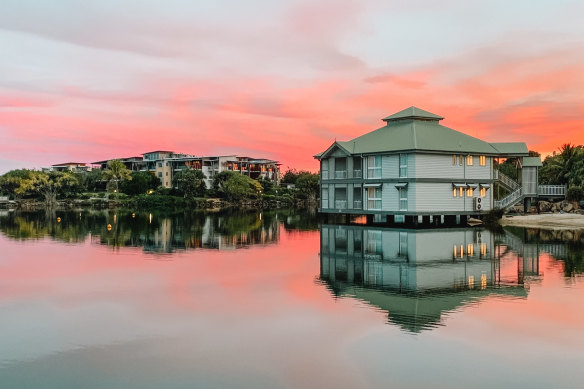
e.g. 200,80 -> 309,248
0,208 -> 318,252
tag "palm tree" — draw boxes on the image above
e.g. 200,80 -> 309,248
102,160 -> 131,193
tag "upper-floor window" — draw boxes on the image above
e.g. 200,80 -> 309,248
157,162 -> 162,167
479,155 -> 486,166
399,154 -> 407,178
321,160 -> 329,180
367,156 -> 381,178
459,155 -> 463,165
452,155 -> 457,165
466,155 -> 473,165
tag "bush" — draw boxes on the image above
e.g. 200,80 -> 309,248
566,186 -> 584,201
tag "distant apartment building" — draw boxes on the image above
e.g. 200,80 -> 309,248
43,162 -> 91,173
93,150 -> 280,188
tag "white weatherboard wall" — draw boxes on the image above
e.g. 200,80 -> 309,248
381,154 -> 399,179
412,183 -> 492,212
413,154 -> 491,180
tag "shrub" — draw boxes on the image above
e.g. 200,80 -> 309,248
566,186 -> 584,202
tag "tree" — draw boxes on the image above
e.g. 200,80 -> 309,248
216,172 -> 263,201
172,169 -> 207,198
295,172 -> 320,201
120,171 -> 161,196
83,169 -> 106,192
540,144 -> 584,186
102,160 -> 131,193
281,169 -> 299,184
0,169 -> 36,199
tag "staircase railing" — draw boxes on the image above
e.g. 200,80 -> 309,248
494,188 -> 523,209
496,170 -> 520,190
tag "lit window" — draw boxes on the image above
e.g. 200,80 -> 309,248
367,187 -> 382,210
481,273 -> 487,289
452,155 -> 457,165
466,155 -> 473,165
367,156 -> 382,178
480,187 -> 486,197
466,187 -> 474,197
467,243 -> 474,257
468,275 -> 475,288
479,155 -> 486,166
459,187 -> 464,197
453,188 -> 457,197
459,155 -> 463,165
453,245 -> 457,258
480,243 -> 487,256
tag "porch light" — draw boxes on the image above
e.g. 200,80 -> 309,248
57,217 -> 61,223
107,224 -> 112,230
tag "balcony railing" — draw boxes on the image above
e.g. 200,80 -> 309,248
335,200 -> 348,209
538,185 -> 566,196
334,170 -> 347,179
353,200 -> 362,209
353,170 -> 362,178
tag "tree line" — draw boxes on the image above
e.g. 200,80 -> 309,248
0,160 -> 320,207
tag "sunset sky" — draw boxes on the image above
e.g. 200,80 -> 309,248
1,0 -> 583,173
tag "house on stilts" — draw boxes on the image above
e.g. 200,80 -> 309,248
314,107 -> 565,226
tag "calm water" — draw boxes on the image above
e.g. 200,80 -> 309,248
1,209 -> 583,388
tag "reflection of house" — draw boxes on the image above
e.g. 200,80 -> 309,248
315,106 -> 564,224
320,225 -> 531,332
93,150 -> 280,189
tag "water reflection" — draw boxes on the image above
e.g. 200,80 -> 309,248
0,209 -> 318,253
319,225 -> 568,332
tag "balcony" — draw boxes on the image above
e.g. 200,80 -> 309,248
353,170 -> 362,178
353,200 -> 362,209
538,185 -> 566,196
335,200 -> 348,209
334,170 -> 347,179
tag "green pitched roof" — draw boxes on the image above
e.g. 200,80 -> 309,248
522,156 -> 543,167
490,142 -> 529,156
382,106 -> 444,122
315,107 -> 530,158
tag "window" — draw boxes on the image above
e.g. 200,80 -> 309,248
367,187 -> 382,209
466,187 -> 474,197
157,162 -> 162,167
466,155 -> 473,165
459,187 -> 464,197
321,187 -> 328,209
479,155 -> 486,166
459,155 -> 463,165
452,154 -> 457,165
367,156 -> 382,178
399,154 -> 407,178
480,187 -> 486,197
165,172 -> 168,176
158,172 -> 162,178
453,188 -> 457,197
321,160 -> 329,180
399,187 -> 407,210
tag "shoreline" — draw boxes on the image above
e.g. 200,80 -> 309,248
500,213 -> 584,230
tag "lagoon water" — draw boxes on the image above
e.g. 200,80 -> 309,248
0,209 -> 583,388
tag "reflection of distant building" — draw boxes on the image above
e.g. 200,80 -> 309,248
320,225 -> 533,332
143,214 -> 280,253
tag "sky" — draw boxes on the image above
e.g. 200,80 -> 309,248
1,0 -> 583,173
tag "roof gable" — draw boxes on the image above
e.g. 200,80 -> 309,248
382,106 -> 444,122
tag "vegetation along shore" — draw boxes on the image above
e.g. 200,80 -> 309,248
0,160 -> 319,211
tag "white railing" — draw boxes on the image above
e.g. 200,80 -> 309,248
538,185 -> 566,196
335,200 -> 347,209
494,188 -> 523,209
353,170 -> 362,178
353,200 -> 362,209
334,170 -> 347,179
496,171 -> 520,190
